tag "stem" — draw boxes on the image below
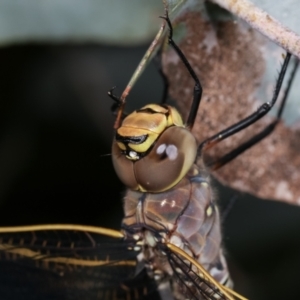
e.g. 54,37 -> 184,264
210,0 -> 300,59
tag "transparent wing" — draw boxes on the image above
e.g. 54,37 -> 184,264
0,226 -> 246,300
164,243 -> 246,300
0,227 -> 160,300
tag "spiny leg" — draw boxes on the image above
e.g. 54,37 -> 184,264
107,87 -> 128,119
153,45 -> 170,104
198,52 -> 292,158
209,56 -> 298,170
160,14 -> 202,129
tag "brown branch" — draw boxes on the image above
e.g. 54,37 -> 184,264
210,0 -> 300,59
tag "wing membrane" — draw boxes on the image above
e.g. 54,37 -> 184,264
0,226 -> 246,300
165,243 -> 246,300
0,226 -> 160,300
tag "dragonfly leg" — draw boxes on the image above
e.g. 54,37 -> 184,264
160,13 -> 203,130
208,56 -> 299,170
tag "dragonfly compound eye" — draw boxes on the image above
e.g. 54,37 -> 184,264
112,104 -> 197,192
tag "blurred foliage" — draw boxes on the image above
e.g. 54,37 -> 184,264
0,0 -> 164,46
0,1 -> 299,46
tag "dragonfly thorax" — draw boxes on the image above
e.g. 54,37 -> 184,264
112,104 -> 197,193
121,162 -> 232,298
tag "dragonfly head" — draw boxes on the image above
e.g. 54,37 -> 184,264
112,104 -> 197,193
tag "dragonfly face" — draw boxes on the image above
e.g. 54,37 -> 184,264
112,104 -> 197,193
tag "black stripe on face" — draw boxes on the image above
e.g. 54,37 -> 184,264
116,133 -> 148,145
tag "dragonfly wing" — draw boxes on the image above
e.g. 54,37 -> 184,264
0,229 -> 160,300
165,246 -> 233,300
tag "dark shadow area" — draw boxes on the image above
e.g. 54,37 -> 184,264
0,44 -> 163,229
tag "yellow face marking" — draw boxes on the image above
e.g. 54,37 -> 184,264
117,142 -> 126,151
116,104 -> 185,156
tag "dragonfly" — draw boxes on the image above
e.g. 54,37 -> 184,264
0,10 -> 298,300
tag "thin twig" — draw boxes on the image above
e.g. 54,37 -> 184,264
114,0 -> 188,129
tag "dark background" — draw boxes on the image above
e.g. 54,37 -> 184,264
1,43 -> 300,299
